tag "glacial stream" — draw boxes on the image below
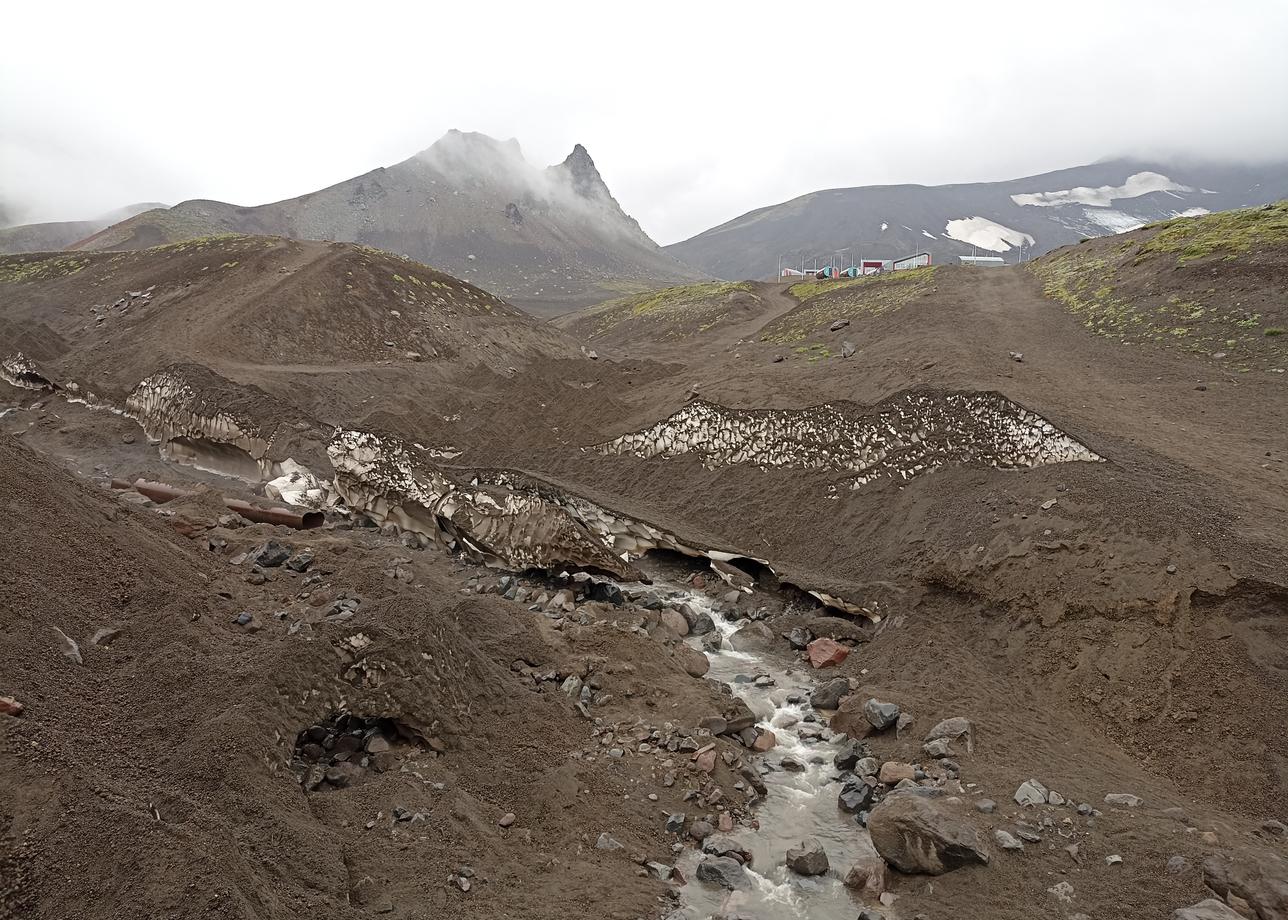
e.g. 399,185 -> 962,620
645,583 -> 875,920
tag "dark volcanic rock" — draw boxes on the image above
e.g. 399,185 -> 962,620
867,795 -> 990,875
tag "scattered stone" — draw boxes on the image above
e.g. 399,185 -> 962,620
751,729 -> 777,752
1009,351 -> 1024,362
696,856 -> 750,890
52,626 -> 82,664
1166,563 -> 1178,575
867,795 -> 990,875
806,637 -> 849,669
995,830 -> 1024,851
90,627 -> 122,647
1167,855 -> 1190,875
787,626 -> 812,650
923,716 -> 975,753
1048,881 -> 1074,903
1015,779 -> 1049,807
841,341 -> 856,359
499,813 -> 516,828
595,832 -> 624,851
785,838 -> 829,876
864,699 -> 900,731
810,677 -> 851,710
253,541 -> 292,567
0,696 -> 24,718
1261,819 -> 1287,838
1106,854 -> 1123,866
286,552 -> 314,573
665,813 -> 686,834
1104,793 -> 1142,808
1047,791 -> 1066,807
829,319 -> 850,332
1171,900 -> 1246,920
689,820 -> 715,841
838,777 -> 878,814
974,799 -> 996,814
923,738 -> 952,759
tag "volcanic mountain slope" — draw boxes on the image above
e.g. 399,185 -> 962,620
666,157 -> 1288,280
71,131 -> 704,315
0,202 -> 164,255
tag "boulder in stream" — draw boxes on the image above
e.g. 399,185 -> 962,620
696,855 -> 750,890
867,795 -> 990,875
785,838 -> 830,876
842,829 -> 888,899
729,620 -> 776,652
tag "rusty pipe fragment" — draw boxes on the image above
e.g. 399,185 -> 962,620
110,478 -> 324,530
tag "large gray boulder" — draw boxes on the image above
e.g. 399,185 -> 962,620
1202,851 -> 1288,920
867,795 -> 990,875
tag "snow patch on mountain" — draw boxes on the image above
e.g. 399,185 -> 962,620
1083,209 -> 1146,233
943,216 -> 1035,252
1010,171 -> 1191,208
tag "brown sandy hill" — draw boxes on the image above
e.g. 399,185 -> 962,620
70,132 -> 705,316
0,235 -> 586,402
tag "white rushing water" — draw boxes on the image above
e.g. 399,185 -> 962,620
652,587 -> 877,920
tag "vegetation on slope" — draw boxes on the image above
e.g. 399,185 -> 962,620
560,281 -> 758,342
761,267 -> 937,345
1030,202 -> 1288,371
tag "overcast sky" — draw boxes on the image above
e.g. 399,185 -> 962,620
3,0 -> 1287,244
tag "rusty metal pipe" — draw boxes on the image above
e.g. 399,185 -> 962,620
111,478 -> 324,530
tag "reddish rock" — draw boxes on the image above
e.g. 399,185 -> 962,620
807,637 -> 850,669
694,748 -> 718,773
878,761 -> 916,784
0,696 -> 23,717
660,609 -> 689,636
691,574 -> 707,589
751,729 -> 777,752
676,646 -> 710,678
718,814 -> 735,832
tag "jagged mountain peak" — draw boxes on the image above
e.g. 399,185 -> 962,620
553,143 -> 610,200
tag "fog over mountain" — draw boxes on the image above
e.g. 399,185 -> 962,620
3,1 -> 1287,246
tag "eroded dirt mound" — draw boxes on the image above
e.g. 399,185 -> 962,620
0,437 -> 745,920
